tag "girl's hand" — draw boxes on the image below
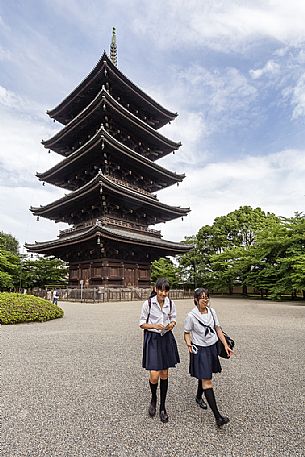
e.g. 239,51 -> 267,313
225,346 -> 234,358
187,344 -> 193,353
166,322 -> 176,331
154,323 -> 164,330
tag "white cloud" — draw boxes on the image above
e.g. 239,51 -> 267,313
157,148 -> 305,241
40,1 -> 305,54
159,111 -> 209,171
0,185 -> 68,250
0,47 -> 12,61
250,60 -> 280,79
0,101 -> 60,186
131,0 -> 305,52
291,73 -> 305,119
0,86 -> 66,247
170,65 -> 258,135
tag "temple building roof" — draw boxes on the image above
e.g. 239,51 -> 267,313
25,222 -> 190,256
47,52 -> 177,128
31,172 -> 189,225
37,126 -> 184,192
43,87 -> 181,158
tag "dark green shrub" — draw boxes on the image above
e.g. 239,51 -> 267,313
0,292 -> 64,324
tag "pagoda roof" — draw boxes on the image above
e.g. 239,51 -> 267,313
42,86 -> 181,158
25,223 -> 191,256
37,126 -> 185,192
31,172 -> 190,224
47,52 -> 177,127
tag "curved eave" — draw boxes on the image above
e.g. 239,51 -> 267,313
25,225 -> 191,254
42,87 -> 181,154
31,173 -> 190,220
38,127 -> 185,189
47,52 -> 177,124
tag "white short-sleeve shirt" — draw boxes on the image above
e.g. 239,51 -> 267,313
184,306 -> 219,346
139,295 -> 177,334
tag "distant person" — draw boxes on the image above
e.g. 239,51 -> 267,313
184,287 -> 233,427
139,278 -> 180,423
52,289 -> 59,305
46,290 -> 52,301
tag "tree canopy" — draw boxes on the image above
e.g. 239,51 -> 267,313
178,206 -> 305,299
0,231 -> 68,291
0,231 -> 19,254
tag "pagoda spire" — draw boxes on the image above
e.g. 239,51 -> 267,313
110,27 -> 117,67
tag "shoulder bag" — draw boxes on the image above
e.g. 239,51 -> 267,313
210,309 -> 235,358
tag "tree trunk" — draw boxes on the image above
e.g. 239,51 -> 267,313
242,284 -> 248,295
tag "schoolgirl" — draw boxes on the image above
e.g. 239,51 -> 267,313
184,287 -> 233,427
139,278 -> 180,423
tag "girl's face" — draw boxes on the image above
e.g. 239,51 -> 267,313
196,293 -> 210,312
156,288 -> 169,304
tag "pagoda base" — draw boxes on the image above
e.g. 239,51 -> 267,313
68,258 -> 151,288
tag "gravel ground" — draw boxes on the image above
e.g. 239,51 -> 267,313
2,297 -> 305,457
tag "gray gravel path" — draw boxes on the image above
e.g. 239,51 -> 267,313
2,297 -> 305,457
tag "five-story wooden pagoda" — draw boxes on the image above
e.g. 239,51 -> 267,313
26,29 -> 191,288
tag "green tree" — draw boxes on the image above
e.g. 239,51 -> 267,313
151,257 -> 180,288
178,206 -> 280,294
0,232 -> 21,290
0,248 -> 21,290
176,235 -> 200,288
0,231 -> 19,254
20,256 -> 68,289
245,213 -> 305,299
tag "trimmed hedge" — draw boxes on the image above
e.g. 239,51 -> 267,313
0,292 -> 64,324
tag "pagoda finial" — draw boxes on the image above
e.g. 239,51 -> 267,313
110,27 -> 117,67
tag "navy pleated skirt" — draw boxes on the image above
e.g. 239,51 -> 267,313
142,331 -> 180,371
189,342 -> 222,379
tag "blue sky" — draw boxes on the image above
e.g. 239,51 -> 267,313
1,0 -> 305,251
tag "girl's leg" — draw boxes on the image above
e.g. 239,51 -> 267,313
195,379 -> 207,409
159,369 -> 169,423
148,370 -> 160,417
202,379 -> 229,427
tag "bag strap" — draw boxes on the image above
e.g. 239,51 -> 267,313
210,308 -> 216,329
146,297 -> 172,324
146,297 -> 152,323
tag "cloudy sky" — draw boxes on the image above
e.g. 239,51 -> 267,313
1,0 -> 305,252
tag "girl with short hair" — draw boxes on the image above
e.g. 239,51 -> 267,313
184,287 -> 233,427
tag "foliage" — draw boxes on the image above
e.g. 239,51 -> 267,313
0,232 -> 68,290
0,292 -> 64,324
20,256 -> 68,289
0,271 -> 15,290
151,257 -> 180,288
245,214 -> 305,299
177,206 -> 305,299
0,248 -> 21,290
0,232 -> 19,254
179,206 -> 279,292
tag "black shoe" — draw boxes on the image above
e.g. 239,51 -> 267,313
148,401 -> 156,417
159,410 -> 169,423
216,415 -> 230,427
195,397 -> 207,409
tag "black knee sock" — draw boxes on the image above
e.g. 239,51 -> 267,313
196,379 -> 203,399
159,378 -> 168,412
203,388 -> 221,419
149,381 -> 158,404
